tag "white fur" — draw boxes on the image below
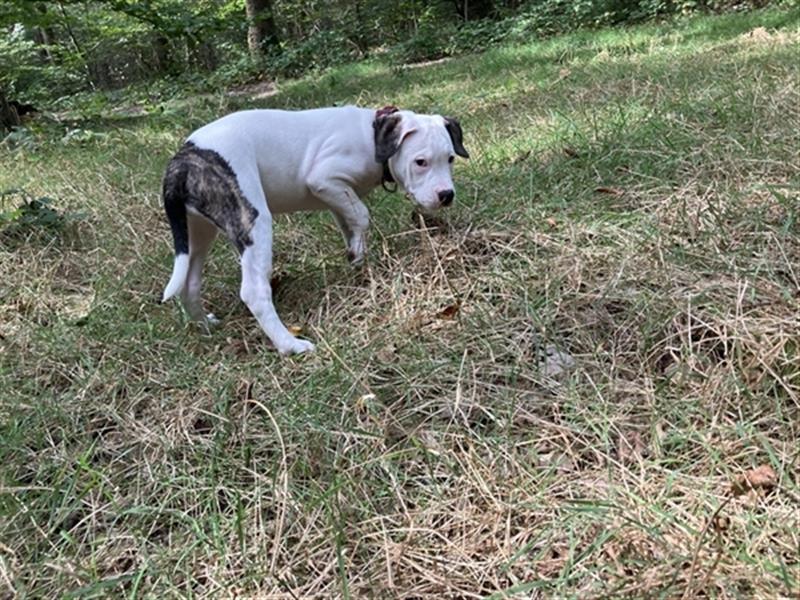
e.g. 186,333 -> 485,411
162,253 -> 189,302
168,106 -> 461,355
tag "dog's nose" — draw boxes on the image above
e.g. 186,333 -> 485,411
438,189 -> 454,206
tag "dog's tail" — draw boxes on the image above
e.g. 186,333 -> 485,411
161,167 -> 190,302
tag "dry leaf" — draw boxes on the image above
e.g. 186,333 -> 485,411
287,325 -> 303,336
545,217 -> 558,228
594,186 -> 624,196
436,301 -> 461,320
563,147 -> 580,159
731,465 -> 777,497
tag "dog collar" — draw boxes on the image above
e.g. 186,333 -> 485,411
382,161 -> 396,190
376,106 -> 399,192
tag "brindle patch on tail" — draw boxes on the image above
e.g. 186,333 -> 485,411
162,142 -> 259,254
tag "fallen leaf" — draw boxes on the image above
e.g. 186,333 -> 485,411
594,186 -> 624,196
287,325 -> 303,336
436,301 -> 461,320
563,147 -> 580,159
545,217 -> 558,228
731,465 -> 777,497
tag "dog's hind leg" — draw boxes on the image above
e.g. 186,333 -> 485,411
180,212 -> 218,330
239,210 -> 315,355
220,169 -> 315,355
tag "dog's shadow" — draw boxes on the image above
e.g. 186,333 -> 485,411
201,209 -> 470,335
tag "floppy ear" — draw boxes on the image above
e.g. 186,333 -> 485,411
374,112 -> 404,163
444,117 -> 469,159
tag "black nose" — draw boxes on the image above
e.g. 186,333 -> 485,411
438,189 -> 454,206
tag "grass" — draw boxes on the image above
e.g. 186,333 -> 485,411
1,7 -> 799,598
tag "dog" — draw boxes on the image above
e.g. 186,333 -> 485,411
161,105 -> 469,355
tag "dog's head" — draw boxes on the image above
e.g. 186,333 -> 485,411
374,110 -> 469,211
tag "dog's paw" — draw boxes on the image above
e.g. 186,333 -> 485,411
347,249 -> 365,266
278,338 -> 316,356
347,236 -> 366,266
195,313 -> 222,335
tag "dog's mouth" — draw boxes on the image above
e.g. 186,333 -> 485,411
406,192 -> 450,213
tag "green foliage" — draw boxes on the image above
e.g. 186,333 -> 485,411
1,0 -> 794,107
0,189 -> 85,244
269,29 -> 360,77
0,24 -> 77,103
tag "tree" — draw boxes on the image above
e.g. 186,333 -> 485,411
245,0 -> 278,58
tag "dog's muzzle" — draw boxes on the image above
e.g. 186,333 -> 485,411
438,189 -> 455,207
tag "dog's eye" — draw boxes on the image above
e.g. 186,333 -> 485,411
415,158 -> 428,167
448,156 -> 455,164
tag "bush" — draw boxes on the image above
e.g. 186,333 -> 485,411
0,25 -> 81,104
269,29 -> 362,78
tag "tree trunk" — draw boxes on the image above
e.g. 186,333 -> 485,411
0,90 -> 21,131
245,0 -> 279,57
33,2 -> 55,62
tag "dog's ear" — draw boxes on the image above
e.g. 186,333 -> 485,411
374,112 -> 404,163
444,117 -> 469,159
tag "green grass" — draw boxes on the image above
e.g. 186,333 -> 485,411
2,7 -> 799,598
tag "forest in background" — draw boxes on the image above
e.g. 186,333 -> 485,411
0,0 -> 786,126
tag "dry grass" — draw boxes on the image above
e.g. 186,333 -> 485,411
1,8 -> 800,599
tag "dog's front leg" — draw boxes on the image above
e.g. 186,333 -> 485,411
331,211 -> 367,265
309,177 -> 370,265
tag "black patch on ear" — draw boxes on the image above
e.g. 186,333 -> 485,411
373,113 -> 403,163
444,117 -> 469,159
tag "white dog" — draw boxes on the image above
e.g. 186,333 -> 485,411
160,105 -> 469,354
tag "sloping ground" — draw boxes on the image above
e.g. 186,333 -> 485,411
1,8 -> 799,599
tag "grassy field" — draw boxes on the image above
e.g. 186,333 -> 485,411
1,7 -> 799,599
